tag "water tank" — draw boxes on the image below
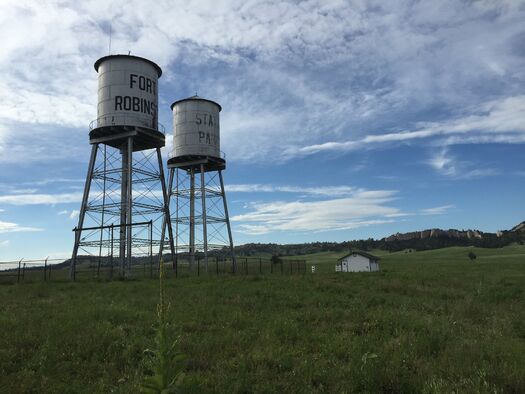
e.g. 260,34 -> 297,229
93,54 -> 162,131
170,96 -> 222,160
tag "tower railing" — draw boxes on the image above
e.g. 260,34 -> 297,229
90,115 -> 165,133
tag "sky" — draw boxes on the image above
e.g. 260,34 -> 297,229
0,0 -> 524,261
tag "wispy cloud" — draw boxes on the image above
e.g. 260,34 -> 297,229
427,148 -> 499,179
0,240 -> 9,247
0,220 -> 42,234
25,178 -> 84,187
57,209 -> 80,219
227,184 -> 356,197
283,96 -> 525,159
428,148 -> 456,177
420,205 -> 455,215
0,192 -> 82,205
232,189 -> 402,235
0,1 -> 524,164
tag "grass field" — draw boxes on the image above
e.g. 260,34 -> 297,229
1,245 -> 524,393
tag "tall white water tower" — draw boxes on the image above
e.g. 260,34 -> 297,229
161,95 -> 236,272
70,55 -> 175,279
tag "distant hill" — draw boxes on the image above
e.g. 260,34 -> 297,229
380,221 -> 525,246
383,228 -> 484,242
233,221 -> 525,256
511,221 -> 525,233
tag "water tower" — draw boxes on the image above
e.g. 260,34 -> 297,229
70,55 -> 175,279
160,96 -> 236,273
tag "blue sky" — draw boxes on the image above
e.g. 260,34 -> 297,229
0,0 -> 524,261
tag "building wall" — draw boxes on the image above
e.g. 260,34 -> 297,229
370,260 -> 380,272
341,254 -> 371,272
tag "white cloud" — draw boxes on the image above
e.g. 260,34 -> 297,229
69,210 -> 80,220
0,1 -> 523,164
428,148 -> 456,177
0,220 -> 42,234
420,205 -> 455,216
0,240 -> 9,247
232,189 -> 402,235
26,178 -> 84,186
427,148 -> 499,179
57,209 -> 80,219
0,192 -> 82,205
227,184 -> 356,197
284,96 -> 525,159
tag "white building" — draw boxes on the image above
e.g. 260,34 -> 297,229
337,251 -> 380,272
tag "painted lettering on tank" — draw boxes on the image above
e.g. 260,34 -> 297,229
129,74 -> 157,95
198,131 -> 218,146
114,95 -> 157,117
195,113 -> 215,127
113,72 -> 157,117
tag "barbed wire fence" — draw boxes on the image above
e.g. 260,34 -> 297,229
0,256 -> 307,284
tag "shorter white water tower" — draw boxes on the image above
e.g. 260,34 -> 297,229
171,97 -> 221,160
161,95 -> 235,273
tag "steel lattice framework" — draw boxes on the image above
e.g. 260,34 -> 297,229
70,137 -> 175,279
161,163 -> 236,274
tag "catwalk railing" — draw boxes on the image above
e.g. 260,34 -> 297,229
0,256 -> 307,283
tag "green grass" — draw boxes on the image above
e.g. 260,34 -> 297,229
1,245 -> 524,392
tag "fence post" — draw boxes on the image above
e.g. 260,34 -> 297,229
245,257 -> 248,275
259,258 -> 262,274
44,257 -> 48,281
17,259 -> 23,283
22,263 -> 26,281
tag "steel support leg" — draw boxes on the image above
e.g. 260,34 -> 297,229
175,169 -> 179,274
119,143 -> 128,276
97,145 -> 107,277
157,149 -> 176,272
189,168 -> 195,271
200,164 -> 208,272
70,143 -> 99,280
219,170 -> 236,273
126,137 -> 133,276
